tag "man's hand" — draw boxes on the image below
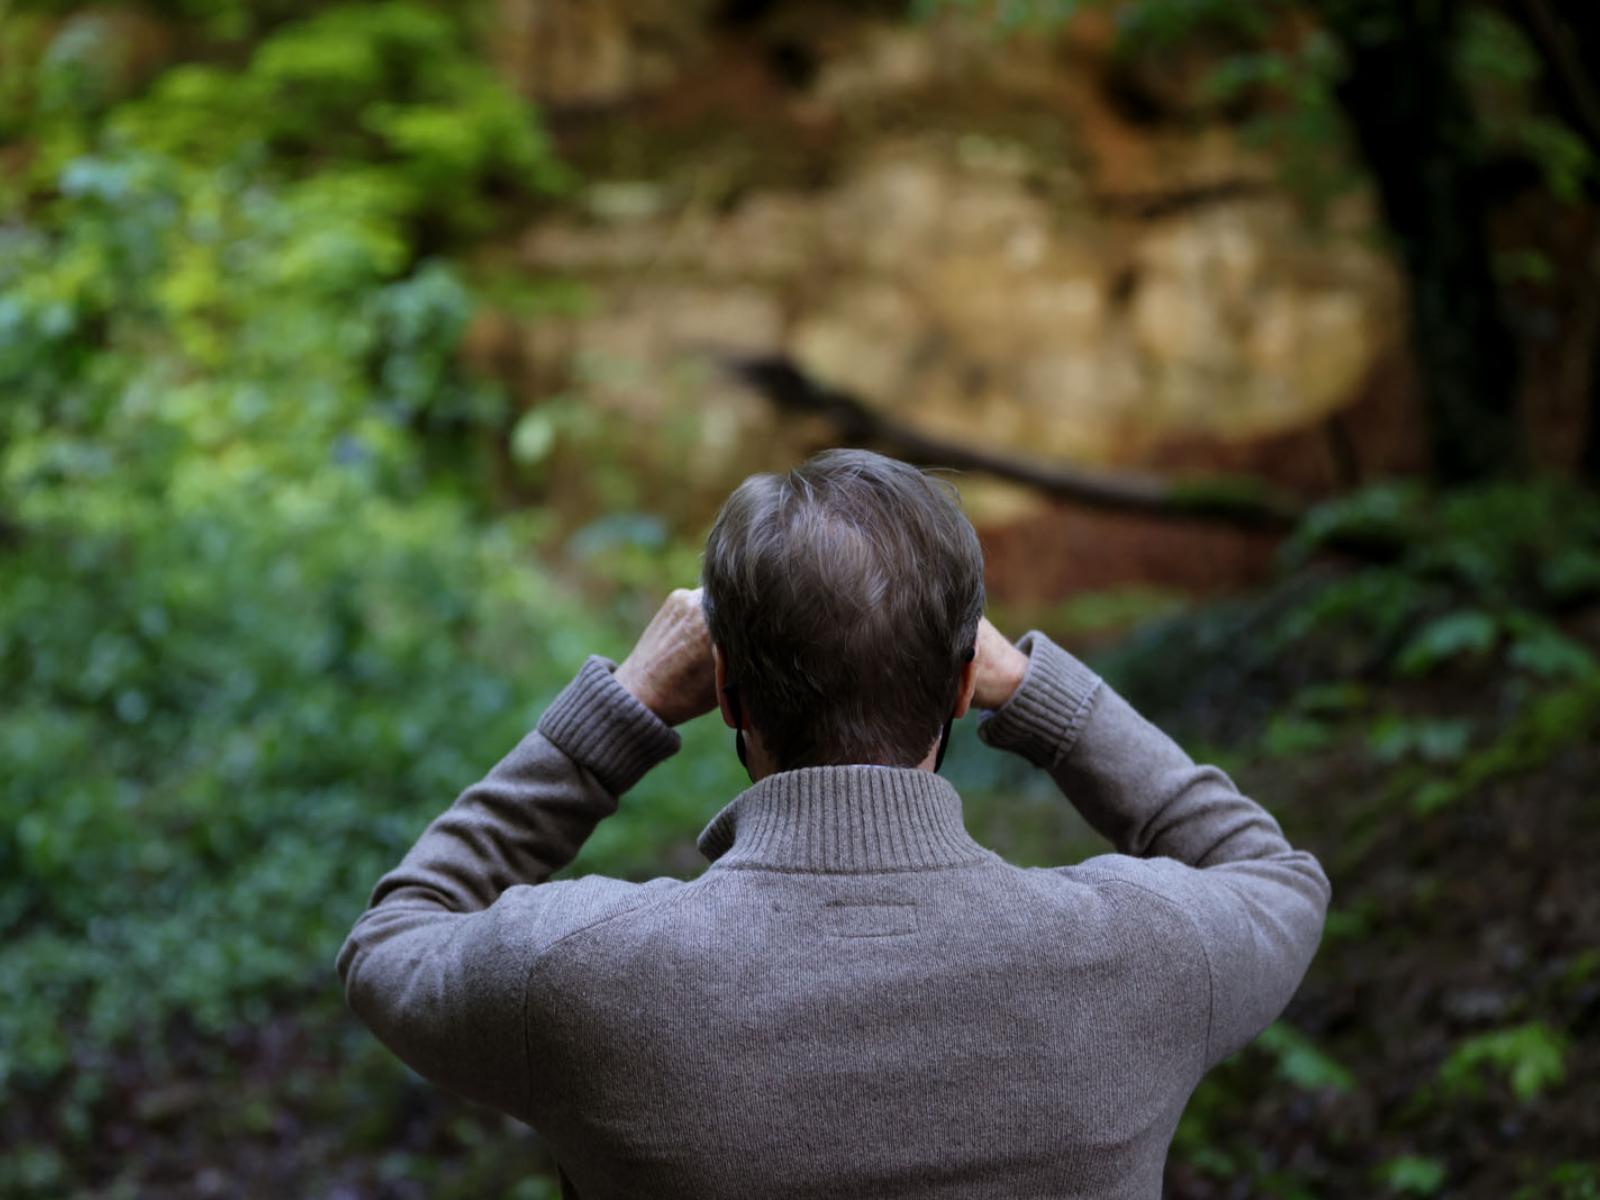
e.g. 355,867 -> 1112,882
614,587 -> 719,727
971,616 -> 1030,711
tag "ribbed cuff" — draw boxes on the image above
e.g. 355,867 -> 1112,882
976,631 -> 1104,770
536,655 -> 682,796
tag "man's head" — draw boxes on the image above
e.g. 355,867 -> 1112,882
701,448 -> 985,772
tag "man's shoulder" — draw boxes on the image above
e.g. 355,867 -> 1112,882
490,872 -> 695,961
1027,857 -> 1214,1014
1026,854 -> 1219,944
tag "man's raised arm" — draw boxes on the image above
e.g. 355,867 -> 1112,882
335,589 -> 712,1117
973,621 -> 1331,1069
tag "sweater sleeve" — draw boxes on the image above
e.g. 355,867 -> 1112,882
977,630 -> 1331,1069
335,655 -> 681,1117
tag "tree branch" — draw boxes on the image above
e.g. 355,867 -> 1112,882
1090,178 -> 1276,220
714,353 -> 1306,531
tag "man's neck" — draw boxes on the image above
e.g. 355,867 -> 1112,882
742,733 -> 941,782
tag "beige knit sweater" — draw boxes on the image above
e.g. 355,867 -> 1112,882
338,631 -> 1330,1198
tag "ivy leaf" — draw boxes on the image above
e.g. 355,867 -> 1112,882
1375,1155 -> 1447,1197
1438,1022 -> 1569,1102
1396,610 -> 1498,676
1256,1022 -> 1355,1093
1507,623 -> 1597,681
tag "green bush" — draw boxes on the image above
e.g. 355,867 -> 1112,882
0,4 -> 741,1144
5,1 -> 569,228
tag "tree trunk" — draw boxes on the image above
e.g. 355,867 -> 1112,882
1313,0 -> 1522,484
1584,232 -> 1600,481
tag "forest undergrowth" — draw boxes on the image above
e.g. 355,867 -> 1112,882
1102,482 -> 1600,1200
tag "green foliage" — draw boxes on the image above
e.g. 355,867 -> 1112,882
1366,714 -> 1473,765
1258,684 -> 1370,757
910,0 -> 1085,33
0,109 -> 573,1090
1395,610 -> 1498,676
1375,1155 -> 1448,1197
1108,479 -> 1600,828
1438,1022 -> 1570,1103
1290,680 -> 1370,715
1457,6 -> 1597,206
1207,28 -> 1352,209
1169,1073 -> 1245,1181
1320,900 -> 1376,942
1279,480 -> 1600,675
917,0 -> 1354,207
916,0 -> 1283,41
1255,1021 -> 1356,1093
1289,481 -> 1427,558
990,585 -> 1190,643
1252,481 -> 1600,816
1167,474 -> 1304,524
1516,1163 -> 1600,1200
0,6 -> 743,1169
1503,612 -> 1600,680
1113,0 -> 1280,46
1260,713 -> 1338,757
1101,469 -> 1599,1199
918,0 -> 1594,218
1171,1024 -> 1356,1192
2,486 -> 593,1082
1412,674 -> 1600,813
0,29 -> 760,1194
6,2 -> 569,231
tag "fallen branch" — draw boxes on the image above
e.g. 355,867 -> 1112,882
714,353 -> 1307,532
1090,178 -> 1276,220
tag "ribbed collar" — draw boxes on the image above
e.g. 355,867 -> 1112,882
696,765 -> 1000,873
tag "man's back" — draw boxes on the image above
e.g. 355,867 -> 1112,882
529,838 -> 1208,1199
338,632 -> 1329,1199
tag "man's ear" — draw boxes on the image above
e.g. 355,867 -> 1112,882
713,643 -> 739,730
952,654 -> 978,720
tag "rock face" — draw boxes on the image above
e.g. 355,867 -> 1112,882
482,1 -> 1415,598
491,0 -> 719,107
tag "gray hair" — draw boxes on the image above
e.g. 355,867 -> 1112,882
701,448 -> 985,770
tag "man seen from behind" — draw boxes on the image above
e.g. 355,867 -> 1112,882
337,448 -> 1331,1199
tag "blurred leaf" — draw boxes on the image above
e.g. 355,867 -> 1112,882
1505,617 -> 1598,681
1396,611 -> 1498,676
1262,714 -> 1337,758
1286,481 -> 1427,564
1292,681 -> 1370,715
1367,714 -> 1473,765
1439,1022 -> 1569,1102
1410,778 -> 1460,815
1256,1022 -> 1355,1093
567,512 -> 669,559
511,409 -> 559,466
1376,1155 -> 1447,1197
1541,549 -> 1600,605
